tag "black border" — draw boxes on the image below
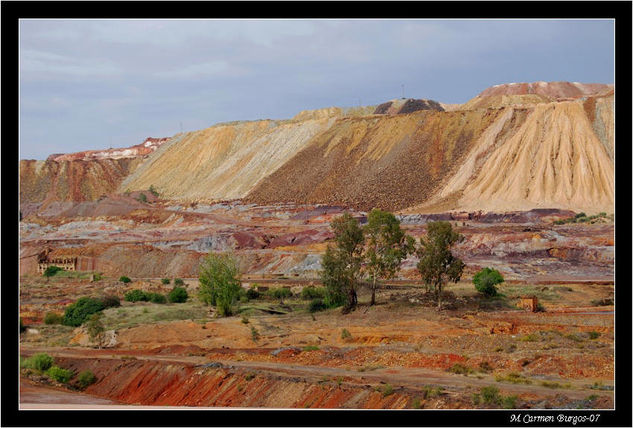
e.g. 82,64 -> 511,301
3,2 -> 631,427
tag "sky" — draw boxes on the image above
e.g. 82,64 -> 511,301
19,19 -> 614,160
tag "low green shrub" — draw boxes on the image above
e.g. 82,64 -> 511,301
124,289 -> 148,302
480,386 -> 501,405
301,286 -> 327,300
341,328 -> 352,340
119,276 -> 131,283
308,299 -> 327,313
168,287 -> 188,303
302,345 -> 319,351
174,278 -> 184,286
148,292 -> 167,304
43,266 -> 63,277
44,312 -> 63,325
268,288 -> 292,300
588,331 -> 601,340
382,384 -> 394,397
161,278 -> 171,285
24,353 -> 54,371
77,370 -> 97,389
47,366 -> 73,383
246,288 -> 260,300
250,326 -> 260,342
62,297 -> 105,327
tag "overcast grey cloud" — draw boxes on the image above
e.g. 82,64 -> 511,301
19,19 -> 614,159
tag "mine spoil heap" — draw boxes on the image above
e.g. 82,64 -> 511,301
19,81 -> 614,215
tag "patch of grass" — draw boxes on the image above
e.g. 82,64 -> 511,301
100,302 -> 209,330
480,386 -> 501,405
447,363 -> 473,376
519,333 -> 539,342
588,331 -> 601,340
381,384 -> 394,397
422,385 -> 443,399
250,326 -> 260,342
502,395 -> 518,409
341,328 -> 352,340
302,345 -> 319,352
565,333 -> 584,342
411,397 -> 421,409
541,381 -> 572,389
495,372 -> 532,385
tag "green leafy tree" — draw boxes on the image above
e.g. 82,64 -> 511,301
473,267 -> 504,297
199,253 -> 241,316
363,209 -> 415,306
321,213 -> 364,313
85,313 -> 105,348
416,221 -> 465,309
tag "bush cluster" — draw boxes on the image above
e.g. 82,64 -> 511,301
246,288 -> 260,300
77,370 -> 97,389
554,212 -> 610,225
119,276 -> 132,283
174,278 -> 184,286
268,287 -> 292,300
161,278 -> 171,285
43,266 -> 63,277
473,267 -> 504,297
46,366 -> 73,383
62,297 -> 105,327
308,299 -> 327,313
98,295 -> 121,309
168,287 -> 188,303
124,290 -> 168,304
23,353 -> 54,371
301,286 -> 327,300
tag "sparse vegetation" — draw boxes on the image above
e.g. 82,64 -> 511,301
447,363 -> 473,375
98,295 -> 121,309
495,372 -> 532,384
341,328 -> 352,340
246,288 -> 260,300
250,326 -> 260,342
161,278 -> 171,285
85,313 -> 105,347
119,275 -> 131,283
149,185 -> 159,197
472,385 -> 516,408
302,345 -> 319,351
554,211 -> 609,225
137,192 -> 147,203
381,383 -> 394,397
268,287 -> 292,302
174,278 -> 184,286
44,312 -> 63,325
588,331 -> 601,340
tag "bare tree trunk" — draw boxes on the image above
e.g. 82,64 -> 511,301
370,276 -> 377,306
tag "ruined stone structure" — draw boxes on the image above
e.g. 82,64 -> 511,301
518,296 -> 539,312
37,255 -> 77,274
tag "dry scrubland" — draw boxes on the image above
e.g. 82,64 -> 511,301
19,81 -> 615,409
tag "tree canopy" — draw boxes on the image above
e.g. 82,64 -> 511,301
416,221 -> 465,309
